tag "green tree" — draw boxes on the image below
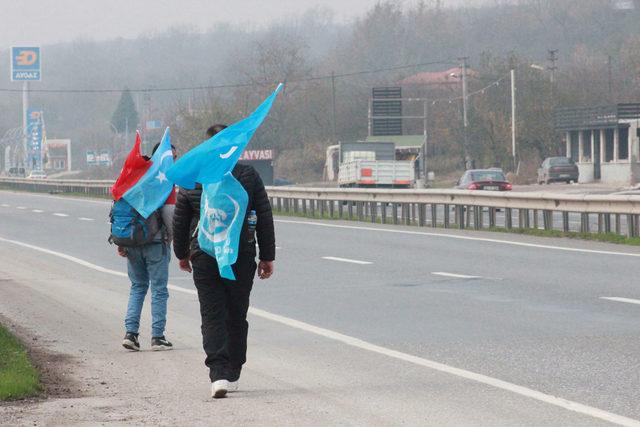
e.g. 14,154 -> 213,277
111,89 -> 139,134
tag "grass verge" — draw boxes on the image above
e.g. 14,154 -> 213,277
0,324 -> 41,400
486,226 -> 640,246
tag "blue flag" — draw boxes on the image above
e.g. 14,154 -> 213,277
166,84 -> 282,189
198,172 -> 249,280
122,127 -> 174,218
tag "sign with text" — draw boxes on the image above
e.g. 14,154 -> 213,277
239,149 -> 274,161
11,47 -> 41,81
27,108 -> 43,170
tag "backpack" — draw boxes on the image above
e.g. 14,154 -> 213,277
108,199 -> 163,247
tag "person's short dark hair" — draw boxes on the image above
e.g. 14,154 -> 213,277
206,124 -> 228,138
151,142 -> 177,155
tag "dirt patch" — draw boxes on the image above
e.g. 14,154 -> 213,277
0,313 -> 83,402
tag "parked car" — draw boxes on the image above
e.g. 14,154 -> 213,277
26,170 -> 47,180
455,169 -> 512,191
537,157 -> 579,184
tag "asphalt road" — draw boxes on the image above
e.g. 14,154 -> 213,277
0,190 -> 639,426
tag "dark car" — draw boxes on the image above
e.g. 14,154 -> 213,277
537,157 -> 579,184
455,169 -> 512,191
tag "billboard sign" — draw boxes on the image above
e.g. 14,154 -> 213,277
26,108 -> 43,170
11,47 -> 41,81
86,151 -> 97,166
146,120 -> 162,130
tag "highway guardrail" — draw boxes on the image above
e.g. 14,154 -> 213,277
1,177 -> 639,237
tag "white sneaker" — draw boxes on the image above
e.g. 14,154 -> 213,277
212,380 -> 228,399
228,380 -> 239,393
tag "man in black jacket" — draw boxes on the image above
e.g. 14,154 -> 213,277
172,124 -> 275,399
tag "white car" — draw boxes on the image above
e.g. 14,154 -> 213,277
27,170 -> 47,179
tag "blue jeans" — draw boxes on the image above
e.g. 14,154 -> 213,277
124,242 -> 170,337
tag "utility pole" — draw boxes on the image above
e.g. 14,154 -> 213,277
331,71 -> 337,143
547,49 -> 558,84
459,57 -> 470,168
510,69 -> 517,172
22,81 -> 29,168
607,55 -> 613,99
423,100 -> 429,186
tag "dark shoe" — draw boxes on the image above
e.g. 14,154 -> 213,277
151,336 -> 173,351
122,332 -> 140,351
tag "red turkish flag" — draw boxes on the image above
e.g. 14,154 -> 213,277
111,131 -> 151,200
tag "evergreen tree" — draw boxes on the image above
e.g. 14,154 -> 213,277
110,89 -> 139,134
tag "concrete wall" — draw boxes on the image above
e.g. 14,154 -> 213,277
600,163 -> 633,184
577,163 -> 594,183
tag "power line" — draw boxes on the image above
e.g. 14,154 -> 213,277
0,59 -> 458,94
430,73 -> 510,105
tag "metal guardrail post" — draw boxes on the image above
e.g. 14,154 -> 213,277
505,208 -> 513,229
310,199 -> 316,218
381,202 -> 387,224
473,206 -> 481,230
392,204 -> 398,225
580,213 -> 590,233
456,205 -> 465,229
370,202 -> 377,223
404,203 -> 411,226
430,204 -> 437,228
597,214 -> 604,233
604,214 -> 611,233
347,201 -> 353,220
562,212 -> 570,232
443,204 -> 450,228
533,210 -> 539,229
543,210 -> 552,230
418,203 -> 425,227
615,214 -> 621,234
489,207 -> 496,228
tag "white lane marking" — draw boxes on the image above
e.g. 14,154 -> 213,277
432,272 -> 481,279
16,206 -> 27,210
1,203 -> 9,207
601,297 -> 640,306
0,190 -> 110,205
276,219 -> 640,258
53,213 -> 69,217
0,236 -> 638,426
32,209 -> 44,213
79,217 -> 94,221
322,256 -> 372,265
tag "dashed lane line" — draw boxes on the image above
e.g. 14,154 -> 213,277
0,236 -> 636,426
600,297 -> 640,306
322,256 -> 372,265
432,272 -> 481,279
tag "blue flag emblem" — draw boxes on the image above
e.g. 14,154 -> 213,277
123,127 -> 174,218
198,172 -> 249,280
166,84 -> 282,189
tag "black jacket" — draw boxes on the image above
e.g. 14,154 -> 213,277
172,164 -> 276,262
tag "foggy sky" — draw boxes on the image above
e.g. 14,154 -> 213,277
1,0 -> 488,48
